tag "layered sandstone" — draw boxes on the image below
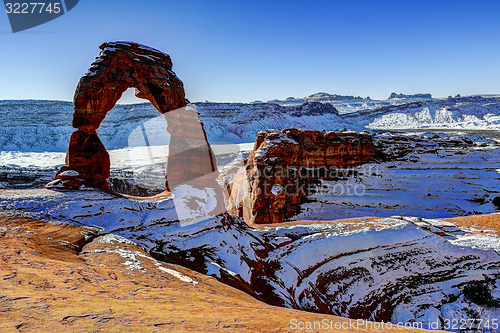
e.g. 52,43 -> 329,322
73,41 -> 186,131
225,128 -> 377,224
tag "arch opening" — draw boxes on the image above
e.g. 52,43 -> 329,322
106,88 -> 172,197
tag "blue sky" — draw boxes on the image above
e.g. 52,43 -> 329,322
1,0 -> 499,103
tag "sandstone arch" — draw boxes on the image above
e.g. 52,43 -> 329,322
51,41 -> 217,194
72,41 -> 187,131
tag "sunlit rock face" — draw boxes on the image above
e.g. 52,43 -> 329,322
49,42 -> 216,192
56,130 -> 110,189
225,129 -> 378,224
72,41 -> 186,131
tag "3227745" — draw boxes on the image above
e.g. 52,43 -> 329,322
5,2 -> 61,14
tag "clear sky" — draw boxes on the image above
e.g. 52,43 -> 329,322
1,0 -> 500,103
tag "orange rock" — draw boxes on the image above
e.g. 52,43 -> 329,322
73,41 -> 187,130
225,129 -> 377,224
62,130 -> 110,187
53,41 -> 198,192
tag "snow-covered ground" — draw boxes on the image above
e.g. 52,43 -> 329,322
1,94 -> 499,150
0,142 -> 254,192
351,95 -> 500,131
0,151 -> 66,169
2,134 -> 498,221
293,139 -> 500,220
0,188 -> 498,331
0,143 -> 254,170
1,96 -> 499,221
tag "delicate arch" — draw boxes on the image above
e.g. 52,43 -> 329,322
72,41 -> 187,131
50,42 -> 218,196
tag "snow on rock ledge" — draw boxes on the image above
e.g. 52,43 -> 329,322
0,189 -> 499,330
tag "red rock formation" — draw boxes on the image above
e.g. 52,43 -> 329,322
225,129 -> 377,224
50,41 -> 216,191
56,130 -> 110,189
72,41 -> 186,131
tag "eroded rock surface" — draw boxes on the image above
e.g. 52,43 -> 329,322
1,190 -> 499,331
73,41 -> 186,131
225,129 -> 378,224
56,130 -> 110,189
3,215 -> 381,332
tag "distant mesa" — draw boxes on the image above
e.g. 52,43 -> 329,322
287,102 -> 340,117
267,92 -> 369,105
388,92 -> 432,100
306,92 -> 368,101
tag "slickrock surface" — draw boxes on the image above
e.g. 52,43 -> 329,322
444,214 -> 500,233
2,189 -> 499,330
0,215 -> 421,333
